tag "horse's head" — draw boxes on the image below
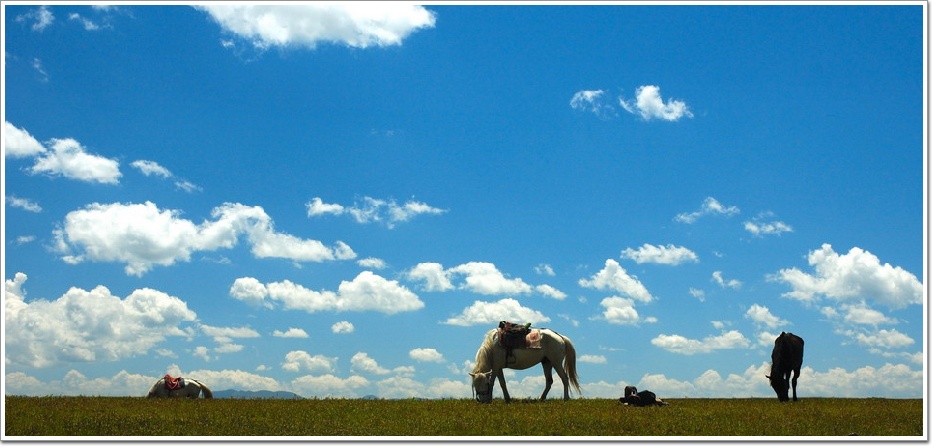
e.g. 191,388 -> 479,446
469,371 -> 494,404
765,374 -> 790,402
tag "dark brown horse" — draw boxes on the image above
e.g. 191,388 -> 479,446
765,332 -> 804,402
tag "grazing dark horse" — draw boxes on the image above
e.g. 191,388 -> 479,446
469,327 -> 581,403
766,332 -> 804,402
146,376 -> 213,399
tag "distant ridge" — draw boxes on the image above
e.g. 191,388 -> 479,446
213,389 -> 304,399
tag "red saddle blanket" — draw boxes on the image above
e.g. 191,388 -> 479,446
164,374 -> 184,390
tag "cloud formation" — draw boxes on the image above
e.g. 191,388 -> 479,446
198,4 -> 436,50
229,272 -> 423,315
674,197 -> 740,224
443,298 -> 550,326
579,259 -> 654,303
5,273 -> 196,368
771,244 -> 922,309
621,243 -> 699,265
53,201 -> 355,276
619,85 -> 694,121
307,196 -> 446,229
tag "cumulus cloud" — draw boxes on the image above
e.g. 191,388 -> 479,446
53,201 -> 355,276
535,263 -> 555,276
409,348 -> 444,363
443,298 -> 550,326
407,261 -> 546,296
651,330 -> 750,355
771,244 -> 922,309
619,85 -> 693,121
712,271 -> 742,289
272,328 -> 309,338
229,271 -> 423,315
745,304 -> 788,329
4,122 -> 46,158
621,243 -> 699,265
331,321 -> 355,334
579,259 -> 654,303
30,138 -> 121,184
356,257 -> 387,269
579,355 -> 607,364
674,197 -> 740,224
282,350 -> 337,373
351,352 -> 391,375
744,219 -> 793,237
5,272 -> 196,368
598,296 -> 643,325
291,374 -> 370,399
307,196 -> 445,228
199,3 -> 436,50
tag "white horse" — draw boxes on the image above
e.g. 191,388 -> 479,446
146,377 -> 213,399
469,327 -> 581,403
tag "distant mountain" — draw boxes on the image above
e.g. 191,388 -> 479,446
213,389 -> 304,399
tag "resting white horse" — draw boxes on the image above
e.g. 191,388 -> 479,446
469,327 -> 580,403
146,376 -> 213,399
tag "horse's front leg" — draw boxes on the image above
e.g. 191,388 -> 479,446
539,361 -> 554,400
495,370 -> 512,403
791,369 -> 799,401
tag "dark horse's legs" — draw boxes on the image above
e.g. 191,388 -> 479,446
791,367 -> 800,401
540,359 -> 554,400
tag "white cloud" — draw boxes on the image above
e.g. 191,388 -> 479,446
771,244 -> 923,309
449,262 -> 533,295
131,160 -> 172,177
619,85 -> 693,121
535,263 -> 555,276
5,272 -> 196,368
407,262 -> 454,291
53,201 -> 356,276
231,271 -> 423,315
712,271 -> 742,289
409,348 -> 444,363
7,195 -> 42,213
579,355 -> 607,364
621,243 -> 699,265
689,288 -> 705,302
570,89 -> 617,119
744,220 -> 793,237
443,298 -> 550,326
651,330 -> 751,355
308,196 -> 445,228
598,296 -> 641,325
306,197 -> 345,217
854,329 -> 914,349
357,257 -> 387,269
30,138 -> 121,184
745,304 -> 788,329
199,3 -> 436,50
282,350 -> 337,373
535,284 -> 567,300
331,321 -> 355,334
291,374 -> 369,399
579,259 -> 654,303
200,324 -> 260,343
351,352 -> 390,375
272,328 -> 309,338
16,6 -> 54,32
4,122 -> 46,158
674,197 -> 740,224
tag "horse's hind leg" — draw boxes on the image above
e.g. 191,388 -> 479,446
539,360 -> 554,400
552,362 -> 571,400
791,368 -> 800,401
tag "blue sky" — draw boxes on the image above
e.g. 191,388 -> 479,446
2,3 -> 926,400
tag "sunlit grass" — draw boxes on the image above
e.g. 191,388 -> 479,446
4,396 -> 923,437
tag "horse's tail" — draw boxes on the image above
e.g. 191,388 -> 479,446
199,381 -> 214,399
190,379 -> 214,399
560,334 -> 582,396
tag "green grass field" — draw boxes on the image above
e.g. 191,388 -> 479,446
3,396 -> 924,438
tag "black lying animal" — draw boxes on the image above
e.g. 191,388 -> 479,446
619,386 -> 667,406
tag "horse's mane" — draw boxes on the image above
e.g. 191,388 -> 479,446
472,329 -> 497,373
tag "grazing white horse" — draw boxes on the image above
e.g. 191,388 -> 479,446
469,327 -> 580,403
146,377 -> 213,399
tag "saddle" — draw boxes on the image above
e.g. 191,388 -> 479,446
164,374 -> 185,390
498,321 -> 534,364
